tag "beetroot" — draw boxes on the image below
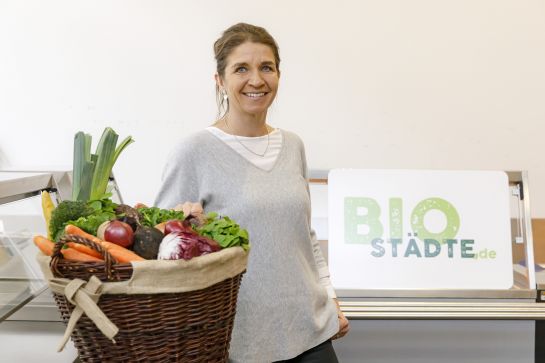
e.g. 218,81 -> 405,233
133,226 -> 163,259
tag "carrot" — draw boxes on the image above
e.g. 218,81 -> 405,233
33,235 -> 102,262
65,224 -> 145,263
61,248 -> 102,262
100,241 -> 145,263
66,242 -> 103,260
64,224 -> 104,245
33,235 -> 54,256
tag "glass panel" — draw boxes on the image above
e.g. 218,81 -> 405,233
509,181 -> 530,289
0,190 -> 50,321
0,170 -> 125,321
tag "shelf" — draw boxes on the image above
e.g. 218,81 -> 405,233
340,300 -> 545,320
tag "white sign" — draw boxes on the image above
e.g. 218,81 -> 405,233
328,169 -> 513,290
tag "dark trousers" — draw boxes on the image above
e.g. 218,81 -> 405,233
273,340 -> 339,363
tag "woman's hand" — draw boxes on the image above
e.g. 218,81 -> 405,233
332,298 -> 350,340
174,202 -> 206,225
174,201 -> 203,216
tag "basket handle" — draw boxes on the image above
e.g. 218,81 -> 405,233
51,234 -> 116,280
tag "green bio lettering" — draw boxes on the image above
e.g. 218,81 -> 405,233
344,197 -> 383,244
389,198 -> 402,239
411,197 -> 460,243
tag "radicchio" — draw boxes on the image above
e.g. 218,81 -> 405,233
157,232 -> 221,260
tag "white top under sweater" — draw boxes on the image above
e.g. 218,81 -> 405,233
155,129 -> 339,362
205,126 -> 282,171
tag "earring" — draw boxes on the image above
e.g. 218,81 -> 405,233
223,92 -> 228,101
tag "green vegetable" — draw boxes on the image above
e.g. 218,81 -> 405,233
72,132 -> 93,201
197,212 -> 250,251
67,199 -> 117,237
72,127 -> 134,202
67,213 -> 114,237
50,199 -> 118,241
88,198 -> 117,215
138,207 -> 185,227
49,200 -> 93,241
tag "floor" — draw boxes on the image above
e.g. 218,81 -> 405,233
0,319 -> 536,362
0,320 -> 78,362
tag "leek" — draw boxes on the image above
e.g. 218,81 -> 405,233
71,127 -> 134,202
72,132 -> 93,201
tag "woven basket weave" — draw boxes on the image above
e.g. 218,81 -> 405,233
50,234 -> 244,363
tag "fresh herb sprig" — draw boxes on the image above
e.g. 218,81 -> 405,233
138,207 -> 185,227
197,212 -> 249,251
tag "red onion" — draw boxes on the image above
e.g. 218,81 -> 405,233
97,220 -> 134,248
164,219 -> 195,235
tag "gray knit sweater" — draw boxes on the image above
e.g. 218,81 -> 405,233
154,129 -> 339,362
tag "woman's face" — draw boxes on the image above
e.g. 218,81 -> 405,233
216,42 -> 279,120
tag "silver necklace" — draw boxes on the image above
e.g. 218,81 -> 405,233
223,117 -> 270,157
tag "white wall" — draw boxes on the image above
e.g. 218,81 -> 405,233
1,1 -> 544,215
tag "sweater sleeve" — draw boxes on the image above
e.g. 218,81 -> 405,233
154,139 -> 200,209
299,136 -> 337,299
310,229 -> 337,298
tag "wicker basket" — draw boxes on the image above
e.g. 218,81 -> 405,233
50,234 -> 244,363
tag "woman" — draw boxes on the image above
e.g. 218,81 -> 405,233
155,23 -> 349,362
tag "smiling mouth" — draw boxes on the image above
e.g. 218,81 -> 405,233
243,92 -> 267,98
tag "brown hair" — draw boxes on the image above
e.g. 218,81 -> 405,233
214,23 -> 281,118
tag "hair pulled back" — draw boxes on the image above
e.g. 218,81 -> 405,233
214,23 -> 280,118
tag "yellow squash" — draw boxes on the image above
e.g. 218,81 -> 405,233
41,190 -> 55,239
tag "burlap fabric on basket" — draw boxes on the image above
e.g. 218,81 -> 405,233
37,234 -> 248,363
